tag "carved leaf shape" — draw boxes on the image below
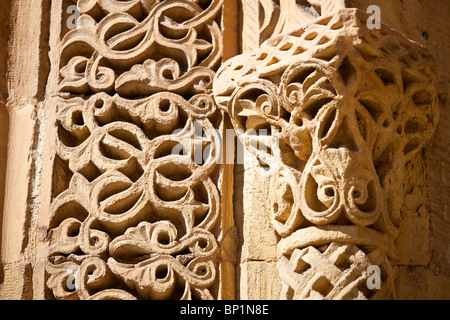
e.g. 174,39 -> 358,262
108,255 -> 216,300
109,221 -> 218,260
46,261 -> 80,300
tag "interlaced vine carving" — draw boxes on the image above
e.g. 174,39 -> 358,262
59,0 -> 222,95
241,0 -> 346,52
46,0 -> 223,300
214,9 -> 439,299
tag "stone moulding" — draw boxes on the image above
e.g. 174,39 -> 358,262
213,8 -> 439,299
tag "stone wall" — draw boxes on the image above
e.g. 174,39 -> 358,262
0,0 -> 449,300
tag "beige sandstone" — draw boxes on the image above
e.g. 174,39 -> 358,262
0,0 -> 448,300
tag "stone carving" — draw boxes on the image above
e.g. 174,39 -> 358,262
214,9 -> 439,299
46,0 -> 224,300
241,0 -> 346,52
59,0 -> 222,95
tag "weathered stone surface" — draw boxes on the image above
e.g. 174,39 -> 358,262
214,8 -> 440,299
43,0 -> 226,300
0,0 -> 449,300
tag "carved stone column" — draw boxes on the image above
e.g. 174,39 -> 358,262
214,9 -> 439,299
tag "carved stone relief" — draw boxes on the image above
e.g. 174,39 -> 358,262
241,0 -> 347,52
45,0 -> 225,300
214,9 -> 439,299
0,0 -> 441,301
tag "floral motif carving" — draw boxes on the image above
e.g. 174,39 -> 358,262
241,0 -> 346,52
214,9 -> 439,299
59,0 -> 222,95
46,0 -> 224,300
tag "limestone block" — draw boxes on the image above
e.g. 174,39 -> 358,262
235,149 -> 278,262
0,262 -> 32,300
239,261 -> 282,300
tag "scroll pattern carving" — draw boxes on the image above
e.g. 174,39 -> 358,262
214,9 -> 439,299
59,0 -> 222,95
46,0 -> 223,300
241,0 -> 345,52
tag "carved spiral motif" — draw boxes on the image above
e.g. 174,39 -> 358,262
59,0 -> 222,95
47,0 -> 223,300
213,9 -> 439,300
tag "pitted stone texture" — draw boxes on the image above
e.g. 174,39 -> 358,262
45,0 -> 225,300
214,8 -> 439,299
